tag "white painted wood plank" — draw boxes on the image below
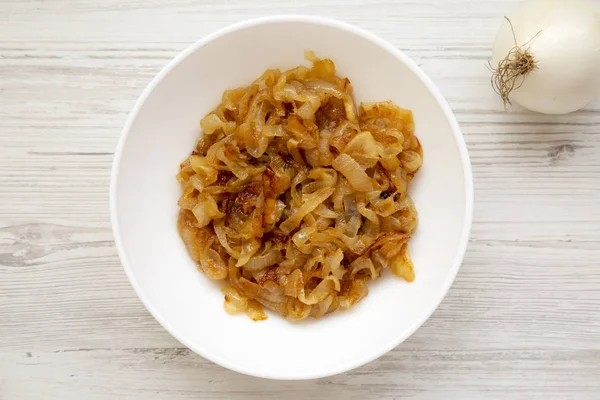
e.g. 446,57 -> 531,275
1,0 -> 599,398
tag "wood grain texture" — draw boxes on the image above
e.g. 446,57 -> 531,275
1,0 -> 599,398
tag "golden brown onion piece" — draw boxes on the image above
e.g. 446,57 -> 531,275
177,51 -> 422,321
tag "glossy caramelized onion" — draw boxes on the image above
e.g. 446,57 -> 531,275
177,51 -> 423,321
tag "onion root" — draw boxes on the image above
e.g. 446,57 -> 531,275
488,17 -> 542,108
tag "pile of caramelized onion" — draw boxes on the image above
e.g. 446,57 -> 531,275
177,51 -> 423,321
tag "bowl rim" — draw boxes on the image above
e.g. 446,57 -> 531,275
110,14 -> 474,380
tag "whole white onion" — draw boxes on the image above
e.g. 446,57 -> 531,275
490,0 -> 600,114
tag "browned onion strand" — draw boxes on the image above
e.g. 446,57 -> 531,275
177,51 -> 423,321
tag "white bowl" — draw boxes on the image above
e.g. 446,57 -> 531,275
110,15 -> 473,380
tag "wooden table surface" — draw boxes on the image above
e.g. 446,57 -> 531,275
1,0 -> 599,398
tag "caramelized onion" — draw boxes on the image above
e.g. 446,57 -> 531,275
199,248 -> 227,280
332,154 -> 373,192
245,300 -> 268,321
177,52 -> 422,321
244,248 -> 283,272
280,187 -> 335,234
223,286 -> 248,314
